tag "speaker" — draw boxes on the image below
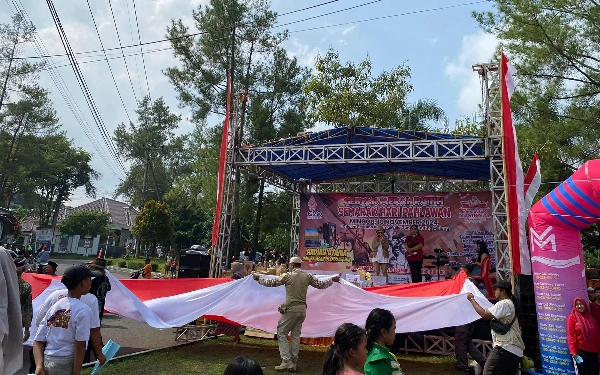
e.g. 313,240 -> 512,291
178,269 -> 200,278
180,253 -> 201,269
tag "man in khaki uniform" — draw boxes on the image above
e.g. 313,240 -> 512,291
253,256 -> 340,372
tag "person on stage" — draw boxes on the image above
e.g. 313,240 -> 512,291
471,240 -> 490,276
405,225 -> 424,283
567,297 -> 600,375
370,226 -> 390,279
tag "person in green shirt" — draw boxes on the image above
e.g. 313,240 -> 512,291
364,308 -> 403,375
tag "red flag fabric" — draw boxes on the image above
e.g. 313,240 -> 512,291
501,53 -> 531,275
211,74 -> 232,246
523,153 -> 541,211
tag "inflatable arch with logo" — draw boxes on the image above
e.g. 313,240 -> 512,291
529,159 -> 600,374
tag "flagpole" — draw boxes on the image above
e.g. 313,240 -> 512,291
499,52 -> 516,291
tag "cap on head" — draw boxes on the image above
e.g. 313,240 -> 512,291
376,225 -> 384,232
88,258 -> 107,269
61,265 -> 101,290
43,246 -> 48,250
289,256 -> 302,264
14,257 -> 27,271
47,261 -> 58,270
588,287 -> 595,292
492,280 -> 512,291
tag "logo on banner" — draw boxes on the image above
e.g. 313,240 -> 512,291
306,196 -> 322,219
530,226 -> 580,268
458,196 -> 491,223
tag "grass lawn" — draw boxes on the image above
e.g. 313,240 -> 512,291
82,336 -> 467,375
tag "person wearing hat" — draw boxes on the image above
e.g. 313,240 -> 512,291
370,226 -> 390,279
588,286 -> 596,304
84,258 -> 111,363
15,258 -> 33,342
466,280 -> 525,375
33,265 -> 99,375
252,256 -> 340,372
45,261 -> 58,276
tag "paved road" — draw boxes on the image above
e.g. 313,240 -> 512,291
17,259 -> 180,374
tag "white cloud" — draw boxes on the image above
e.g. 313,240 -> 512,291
445,31 -> 498,114
429,37 -> 438,46
285,38 -> 321,69
342,26 -> 356,36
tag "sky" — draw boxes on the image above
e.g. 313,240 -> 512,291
0,0 -> 499,207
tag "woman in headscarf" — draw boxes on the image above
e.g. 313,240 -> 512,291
567,297 -> 600,375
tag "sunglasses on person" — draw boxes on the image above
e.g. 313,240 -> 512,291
376,231 -> 384,234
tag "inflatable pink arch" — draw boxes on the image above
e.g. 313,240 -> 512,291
529,159 -> 600,374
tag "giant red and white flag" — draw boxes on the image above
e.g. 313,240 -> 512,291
501,53 -> 532,275
523,153 -> 541,211
211,73 -> 232,246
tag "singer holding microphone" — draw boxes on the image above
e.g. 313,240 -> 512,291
370,225 -> 390,279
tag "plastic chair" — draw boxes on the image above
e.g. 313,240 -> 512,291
473,256 -> 495,299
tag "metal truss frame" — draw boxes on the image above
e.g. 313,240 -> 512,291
236,138 -> 486,165
216,62 -> 511,274
474,62 -> 510,280
396,335 -> 493,357
210,94 -> 242,278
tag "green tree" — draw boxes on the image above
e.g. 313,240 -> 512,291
0,13 -> 41,111
303,48 -> 414,128
132,200 -> 174,252
57,210 -> 111,238
113,96 -> 188,208
474,0 -> 600,253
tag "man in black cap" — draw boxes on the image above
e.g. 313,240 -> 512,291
33,265 -> 100,375
88,258 -> 111,322
467,279 -> 525,375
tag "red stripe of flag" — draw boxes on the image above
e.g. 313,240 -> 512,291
501,53 -> 531,275
211,73 -> 232,247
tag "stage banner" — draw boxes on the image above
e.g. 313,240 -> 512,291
299,192 -> 494,277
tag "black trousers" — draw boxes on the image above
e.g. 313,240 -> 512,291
408,260 -> 423,283
575,349 -> 599,375
483,346 -> 520,375
455,323 -> 486,369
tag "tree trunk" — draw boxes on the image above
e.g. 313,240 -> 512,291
251,178 -> 264,254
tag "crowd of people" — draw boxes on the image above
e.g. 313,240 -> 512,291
0,246 -> 111,375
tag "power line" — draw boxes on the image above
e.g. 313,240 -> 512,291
45,0 -> 127,178
278,0 -> 339,16
85,0 -> 132,123
131,0 -> 150,100
7,0 -> 125,181
106,0 -> 139,103
124,0 -> 144,98
6,1 -> 490,61
275,0 -> 385,28
287,1 -> 490,33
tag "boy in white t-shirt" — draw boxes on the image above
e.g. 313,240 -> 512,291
33,265 -> 99,375
35,289 -> 106,366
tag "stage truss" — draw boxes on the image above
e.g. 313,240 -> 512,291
214,61 -> 511,280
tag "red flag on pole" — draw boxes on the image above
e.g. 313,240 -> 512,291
211,73 -> 232,247
501,52 -> 531,275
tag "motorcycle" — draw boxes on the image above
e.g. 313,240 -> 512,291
130,268 -> 143,279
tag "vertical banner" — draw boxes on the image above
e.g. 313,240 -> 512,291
299,192 -> 494,278
529,221 -> 583,375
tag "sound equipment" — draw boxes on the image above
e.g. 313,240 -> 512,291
179,253 -> 210,278
178,269 -> 200,278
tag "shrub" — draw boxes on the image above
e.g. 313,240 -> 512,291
118,261 -> 127,268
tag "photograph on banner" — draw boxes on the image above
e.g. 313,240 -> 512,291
299,192 -> 494,277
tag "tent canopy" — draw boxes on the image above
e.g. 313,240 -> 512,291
241,127 -> 490,183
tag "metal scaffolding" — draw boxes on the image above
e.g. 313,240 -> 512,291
213,62 -> 510,277
211,94 -> 243,278
473,62 -> 510,280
